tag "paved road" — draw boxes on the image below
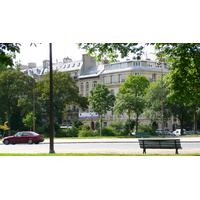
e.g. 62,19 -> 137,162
0,137 -> 200,154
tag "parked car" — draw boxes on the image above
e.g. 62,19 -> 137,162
155,129 -> 172,135
2,131 -> 44,145
172,129 -> 186,136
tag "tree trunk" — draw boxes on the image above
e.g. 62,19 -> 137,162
193,104 -> 197,134
136,114 -> 139,133
99,115 -> 102,137
180,116 -> 184,135
6,106 -> 11,136
128,111 -> 131,136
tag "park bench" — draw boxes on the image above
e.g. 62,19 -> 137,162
135,132 -> 150,137
138,139 -> 182,154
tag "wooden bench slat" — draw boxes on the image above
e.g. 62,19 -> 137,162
138,139 -> 182,154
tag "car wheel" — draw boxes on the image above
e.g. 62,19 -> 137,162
3,139 -> 10,145
27,139 -> 33,144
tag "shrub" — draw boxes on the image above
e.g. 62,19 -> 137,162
56,129 -> 67,137
102,127 -> 117,136
65,127 -> 79,137
109,120 -> 124,133
35,126 -> 46,135
138,124 -> 156,135
73,120 -> 83,129
124,119 -> 135,132
95,121 -> 100,130
78,124 -> 96,137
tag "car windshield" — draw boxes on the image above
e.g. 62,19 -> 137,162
15,132 -> 23,137
29,132 -> 39,136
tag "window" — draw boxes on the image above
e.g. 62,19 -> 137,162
93,81 -> 97,88
111,90 -> 115,95
152,74 -> 156,82
118,74 -> 122,83
22,132 -> 30,136
81,83 -> 84,91
133,61 -> 140,66
86,82 -> 89,91
133,72 -> 142,75
103,76 -> 107,84
111,75 -> 114,83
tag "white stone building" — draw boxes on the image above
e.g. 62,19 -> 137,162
21,54 -> 176,131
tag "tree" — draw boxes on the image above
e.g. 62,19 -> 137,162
144,77 -> 171,125
23,112 -> 36,131
78,43 -> 144,61
88,83 -> 115,136
114,93 -> 144,135
36,70 -> 88,123
115,74 -> 149,134
155,43 -> 200,132
0,43 -> 21,68
0,70 -> 35,134
0,121 -> 10,138
145,76 -> 194,135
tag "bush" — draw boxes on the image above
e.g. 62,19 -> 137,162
109,120 -> 124,133
56,129 -> 67,137
73,120 -> 83,129
66,127 -> 79,137
124,119 -> 135,132
35,126 -> 46,135
102,127 -> 117,136
43,122 -> 60,137
78,124 -> 96,137
138,124 -> 156,135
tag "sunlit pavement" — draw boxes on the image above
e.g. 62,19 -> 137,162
0,137 -> 200,154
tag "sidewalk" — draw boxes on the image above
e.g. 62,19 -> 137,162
42,136 -> 200,155
44,136 -> 200,144
1,137 -> 199,154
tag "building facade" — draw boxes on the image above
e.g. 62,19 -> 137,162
21,54 -> 176,131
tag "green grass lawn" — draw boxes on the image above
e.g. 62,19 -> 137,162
0,153 -> 200,156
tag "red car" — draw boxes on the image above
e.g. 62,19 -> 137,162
2,131 -> 44,145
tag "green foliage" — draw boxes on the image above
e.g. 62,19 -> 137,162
95,121 -> 100,130
0,43 -> 21,67
89,83 -> 115,116
109,120 -> 124,133
43,122 -> 60,137
72,120 -> 83,129
36,70 -> 88,120
23,112 -> 35,130
102,127 -> 117,136
138,124 -> 157,135
124,119 -> 135,134
89,83 -> 115,136
144,77 -> 171,123
78,124 -> 95,137
56,127 -> 79,137
0,70 -> 35,133
65,127 -> 79,137
115,74 -> 149,134
78,43 -> 144,62
119,74 -> 150,95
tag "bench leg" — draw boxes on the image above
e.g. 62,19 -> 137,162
143,148 -> 146,154
175,148 -> 178,154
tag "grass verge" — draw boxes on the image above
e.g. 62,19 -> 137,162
0,153 -> 200,156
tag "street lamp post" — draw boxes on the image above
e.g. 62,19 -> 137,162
157,61 -> 165,138
161,62 -> 165,138
49,43 -> 55,153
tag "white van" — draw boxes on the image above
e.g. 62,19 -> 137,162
172,129 -> 186,136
